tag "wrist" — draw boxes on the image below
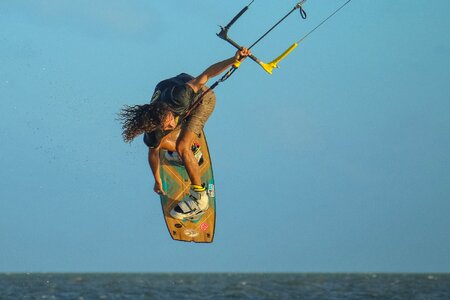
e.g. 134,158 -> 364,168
153,174 -> 161,183
230,56 -> 240,67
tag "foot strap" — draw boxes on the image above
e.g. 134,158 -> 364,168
191,184 -> 206,192
175,199 -> 200,214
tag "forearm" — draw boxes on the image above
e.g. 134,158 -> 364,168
188,48 -> 250,93
148,148 -> 161,183
201,56 -> 237,82
188,56 -> 238,92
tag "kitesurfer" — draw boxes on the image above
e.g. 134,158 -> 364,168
119,48 -> 251,219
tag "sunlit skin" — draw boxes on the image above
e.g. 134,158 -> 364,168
161,112 -> 177,131
148,48 -> 251,195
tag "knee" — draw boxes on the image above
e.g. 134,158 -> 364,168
176,140 -> 190,157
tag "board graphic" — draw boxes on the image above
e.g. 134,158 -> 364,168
158,130 -> 216,243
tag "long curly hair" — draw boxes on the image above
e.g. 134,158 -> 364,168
118,101 -> 169,143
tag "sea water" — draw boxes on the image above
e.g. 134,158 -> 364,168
1,273 -> 449,299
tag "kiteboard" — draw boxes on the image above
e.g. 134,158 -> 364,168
158,129 -> 216,243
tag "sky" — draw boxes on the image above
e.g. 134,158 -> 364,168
0,0 -> 449,273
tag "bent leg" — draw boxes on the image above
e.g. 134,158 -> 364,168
159,130 -> 179,152
176,129 -> 201,186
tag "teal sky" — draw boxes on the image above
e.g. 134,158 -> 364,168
1,0 -> 449,273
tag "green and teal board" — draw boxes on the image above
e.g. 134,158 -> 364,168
158,129 -> 216,243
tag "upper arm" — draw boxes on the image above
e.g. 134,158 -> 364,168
149,146 -> 159,155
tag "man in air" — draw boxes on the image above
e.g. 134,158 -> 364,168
119,48 -> 251,220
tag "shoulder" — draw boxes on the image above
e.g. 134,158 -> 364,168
144,130 -> 164,148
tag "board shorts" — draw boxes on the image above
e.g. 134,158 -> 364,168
182,89 -> 216,135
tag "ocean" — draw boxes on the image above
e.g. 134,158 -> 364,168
1,273 -> 449,299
